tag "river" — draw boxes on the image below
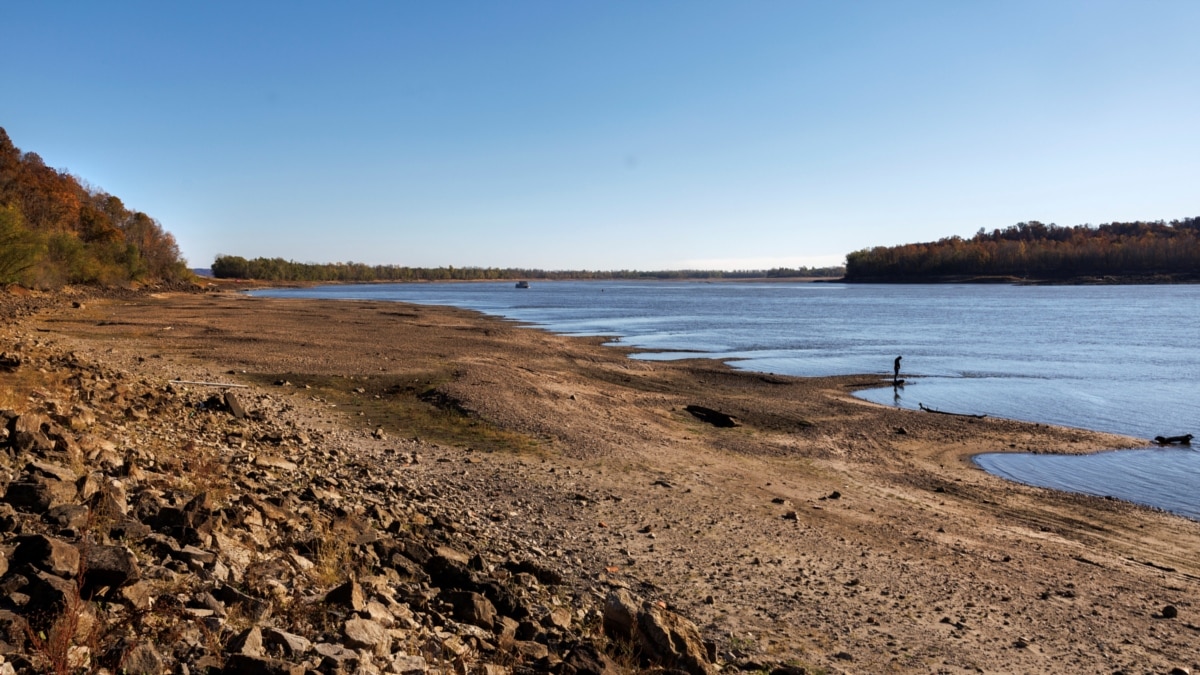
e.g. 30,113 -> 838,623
253,281 -> 1200,518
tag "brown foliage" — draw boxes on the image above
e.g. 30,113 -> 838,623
0,127 -> 189,287
846,218 -> 1200,281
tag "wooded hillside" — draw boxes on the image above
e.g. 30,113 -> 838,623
0,127 -> 189,287
845,218 -> 1200,282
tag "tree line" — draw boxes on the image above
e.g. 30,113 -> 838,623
0,127 -> 189,287
844,218 -> 1200,281
211,256 -> 845,282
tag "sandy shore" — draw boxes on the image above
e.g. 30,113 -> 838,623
27,290 -> 1200,673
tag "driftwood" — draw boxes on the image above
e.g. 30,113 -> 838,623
169,380 -> 250,388
685,405 -> 739,428
1154,434 -> 1193,446
919,403 -> 987,419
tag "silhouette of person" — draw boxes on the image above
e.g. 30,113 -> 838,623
893,355 -> 902,383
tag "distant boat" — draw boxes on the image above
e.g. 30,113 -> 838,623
515,280 -> 530,289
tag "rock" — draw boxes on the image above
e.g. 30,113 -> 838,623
194,591 -> 227,617
313,641 -> 359,670
362,600 -> 395,627
0,503 -> 17,532
228,626 -> 265,657
255,455 -> 298,471
426,553 -> 475,589
120,642 -> 164,675
89,481 -> 129,519
440,635 -> 471,658
213,584 -> 272,622
496,616 -> 519,642
449,590 -> 498,629
604,589 -> 714,675
24,571 -> 78,628
224,391 -> 247,420
45,503 -> 90,530
80,544 -> 140,595
504,558 -> 565,586
513,640 -> 549,661
545,606 -> 573,631
119,581 -> 155,610
388,654 -> 428,674
343,617 -> 391,655
124,405 -> 150,420
262,627 -> 311,658
560,640 -> 621,675
3,462 -> 78,512
638,603 -> 714,675
177,545 -> 216,568
212,531 -> 253,581
602,589 -> 640,640
325,579 -> 366,611
13,534 -> 80,578
0,610 -> 29,653
221,654 -> 305,675
1162,604 -> 1179,619
11,429 -> 54,454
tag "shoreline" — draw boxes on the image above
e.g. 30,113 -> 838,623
6,289 -> 1200,672
253,282 -> 1157,451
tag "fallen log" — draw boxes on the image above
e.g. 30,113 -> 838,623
685,405 -> 739,428
919,403 -> 987,419
169,380 -> 250,388
1154,434 -> 1193,446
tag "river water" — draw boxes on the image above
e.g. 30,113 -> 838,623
253,282 -> 1200,518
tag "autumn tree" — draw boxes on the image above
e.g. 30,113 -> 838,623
0,126 -> 190,287
845,218 -> 1200,281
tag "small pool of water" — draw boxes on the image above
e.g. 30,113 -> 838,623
974,448 -> 1200,520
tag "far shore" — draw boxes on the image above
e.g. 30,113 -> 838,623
21,289 -> 1200,672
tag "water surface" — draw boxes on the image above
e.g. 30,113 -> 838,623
975,449 -> 1200,519
252,281 -> 1200,518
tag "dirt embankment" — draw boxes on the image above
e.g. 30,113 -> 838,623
2,288 -> 1199,674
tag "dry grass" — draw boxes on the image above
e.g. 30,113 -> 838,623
246,372 -> 542,456
311,535 -> 353,588
0,365 -> 68,412
181,450 -> 233,504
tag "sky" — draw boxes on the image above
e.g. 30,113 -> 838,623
3,2 -> 1198,271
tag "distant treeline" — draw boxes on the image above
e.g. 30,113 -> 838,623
0,127 -> 189,287
211,255 -> 845,282
845,218 -> 1200,281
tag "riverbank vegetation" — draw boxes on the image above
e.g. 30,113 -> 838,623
211,255 -> 845,282
845,218 -> 1200,282
0,127 -> 189,288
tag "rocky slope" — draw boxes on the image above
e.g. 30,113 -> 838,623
0,289 -> 720,675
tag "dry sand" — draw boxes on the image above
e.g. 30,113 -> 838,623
31,289 -> 1200,673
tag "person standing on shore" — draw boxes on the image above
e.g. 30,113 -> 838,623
893,355 -> 902,384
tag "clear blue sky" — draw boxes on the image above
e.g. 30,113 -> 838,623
4,2 -> 1198,270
